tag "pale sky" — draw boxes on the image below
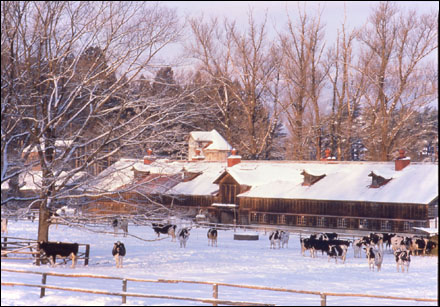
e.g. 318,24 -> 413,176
160,1 -> 438,64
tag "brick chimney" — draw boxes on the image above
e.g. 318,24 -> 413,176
395,149 -> 410,171
143,148 -> 155,165
321,148 -> 332,161
192,148 -> 205,161
227,148 -> 241,167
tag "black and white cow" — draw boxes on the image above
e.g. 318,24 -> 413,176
38,241 -> 79,268
382,233 -> 396,250
353,239 -> 365,258
207,228 -> 218,247
369,233 -> 384,250
365,246 -> 383,271
178,228 -> 190,248
394,249 -> 411,273
269,230 -> 281,249
152,223 -> 177,241
280,231 -> 289,248
326,244 -> 348,263
112,241 -> 126,268
112,218 -> 128,237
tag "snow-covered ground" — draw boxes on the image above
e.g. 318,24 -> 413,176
1,219 -> 438,306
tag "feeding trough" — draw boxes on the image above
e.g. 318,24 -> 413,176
233,232 -> 259,241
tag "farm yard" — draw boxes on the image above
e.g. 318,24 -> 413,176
1,218 -> 438,306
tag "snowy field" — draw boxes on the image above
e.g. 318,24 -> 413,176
1,219 -> 438,306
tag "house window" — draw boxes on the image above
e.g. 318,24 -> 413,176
259,213 -> 267,224
337,218 -> 348,228
381,220 -> 391,231
297,216 -> 306,226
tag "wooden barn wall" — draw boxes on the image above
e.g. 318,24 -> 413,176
238,197 -> 429,232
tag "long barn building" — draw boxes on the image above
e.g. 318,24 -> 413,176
82,132 -> 438,234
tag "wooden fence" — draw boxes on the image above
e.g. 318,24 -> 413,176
1,268 -> 437,306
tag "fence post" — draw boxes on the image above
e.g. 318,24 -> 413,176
84,244 -> 90,266
122,279 -> 127,304
2,237 -> 7,249
40,273 -> 47,298
212,283 -> 218,306
320,293 -> 326,306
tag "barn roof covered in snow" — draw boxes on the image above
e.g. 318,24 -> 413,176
219,161 -> 438,205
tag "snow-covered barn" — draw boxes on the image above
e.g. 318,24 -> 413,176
79,130 -> 438,233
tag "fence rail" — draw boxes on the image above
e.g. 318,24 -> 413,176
2,268 -> 437,306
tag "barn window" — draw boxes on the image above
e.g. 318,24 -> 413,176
337,218 -> 348,228
317,217 -> 325,227
403,221 -> 412,231
381,220 -> 391,231
297,215 -> 306,226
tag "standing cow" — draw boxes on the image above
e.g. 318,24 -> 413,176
269,230 -> 281,249
394,249 -> 411,273
280,231 -> 289,248
38,241 -> 79,268
365,246 -> 383,271
178,228 -> 190,248
207,228 -> 218,247
112,241 -> 126,268
152,223 -> 177,241
112,218 -> 128,237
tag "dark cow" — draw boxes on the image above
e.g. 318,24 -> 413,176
178,228 -> 190,248
38,241 -> 79,268
112,218 -> 128,237
382,233 -> 396,250
322,232 -> 338,240
207,228 -> 218,247
426,241 -> 437,254
365,246 -> 383,271
369,233 -> 384,250
269,230 -> 281,249
112,241 -> 126,268
394,249 -> 411,272
152,223 -> 177,241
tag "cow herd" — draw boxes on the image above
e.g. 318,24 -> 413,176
29,221 -> 437,272
299,232 -> 437,273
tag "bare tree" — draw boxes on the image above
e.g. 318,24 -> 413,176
356,2 -> 438,161
187,11 -> 284,159
1,1 -> 183,243
325,7 -> 367,160
279,4 -> 327,160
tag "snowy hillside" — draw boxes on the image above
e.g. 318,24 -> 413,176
1,219 -> 438,306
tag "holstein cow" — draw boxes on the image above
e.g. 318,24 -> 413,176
38,241 -> 79,268
269,230 -> 281,249
178,228 -> 190,248
112,241 -> 126,268
394,249 -> 411,273
112,218 -> 128,237
382,233 -> 396,250
280,231 -> 290,248
369,233 -> 384,250
207,228 -> 218,247
326,244 -> 348,263
152,223 -> 177,242
365,246 -> 383,271
353,239 -> 365,258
